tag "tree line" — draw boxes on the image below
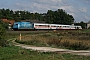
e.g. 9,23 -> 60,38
0,8 -> 74,25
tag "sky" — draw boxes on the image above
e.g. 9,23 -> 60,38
0,0 -> 90,23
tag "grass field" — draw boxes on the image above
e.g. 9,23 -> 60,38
16,30 -> 90,50
1,29 -> 89,60
0,46 -> 90,60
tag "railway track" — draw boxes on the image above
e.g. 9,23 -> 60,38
7,29 -> 83,34
7,30 -> 50,34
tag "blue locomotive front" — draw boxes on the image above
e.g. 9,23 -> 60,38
12,22 -> 34,30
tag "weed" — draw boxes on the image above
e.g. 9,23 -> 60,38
15,31 -> 90,50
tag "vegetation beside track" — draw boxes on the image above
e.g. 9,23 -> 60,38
0,20 -> 9,47
15,30 -> 90,50
0,29 -> 90,60
0,46 -> 90,60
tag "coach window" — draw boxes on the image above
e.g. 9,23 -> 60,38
39,25 -> 43,26
77,27 -> 79,29
66,26 -> 68,27
15,24 -> 18,25
51,26 -> 54,27
35,25 -> 39,26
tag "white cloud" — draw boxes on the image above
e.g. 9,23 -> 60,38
80,8 -> 87,13
68,13 -> 75,16
13,0 -> 75,14
0,0 -> 90,22
28,0 -> 75,14
14,0 -> 65,13
30,3 -> 50,13
33,0 -> 62,4
85,16 -> 90,20
60,5 -> 75,12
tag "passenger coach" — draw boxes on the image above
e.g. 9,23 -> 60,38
34,23 -> 82,30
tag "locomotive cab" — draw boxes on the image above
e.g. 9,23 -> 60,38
12,22 -> 19,30
12,22 -> 34,30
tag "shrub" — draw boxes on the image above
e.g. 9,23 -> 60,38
15,32 -> 90,50
0,22 -> 8,47
70,42 -> 89,50
47,37 -> 62,47
61,40 -> 70,48
61,40 -> 89,50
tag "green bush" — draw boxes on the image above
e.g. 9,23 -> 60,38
0,21 -> 8,47
61,41 -> 89,50
47,37 -> 62,47
0,39 -> 8,47
15,39 -> 43,46
61,40 -> 70,47
70,42 -> 89,50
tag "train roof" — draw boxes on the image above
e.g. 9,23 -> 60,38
34,23 -> 71,26
34,23 -> 49,25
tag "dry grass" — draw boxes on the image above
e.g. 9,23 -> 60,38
16,31 -> 90,50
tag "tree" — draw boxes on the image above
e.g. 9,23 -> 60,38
75,21 -> 87,29
45,10 -> 54,23
79,21 -> 87,29
0,8 -> 74,24
0,20 -> 8,47
45,9 -> 74,24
